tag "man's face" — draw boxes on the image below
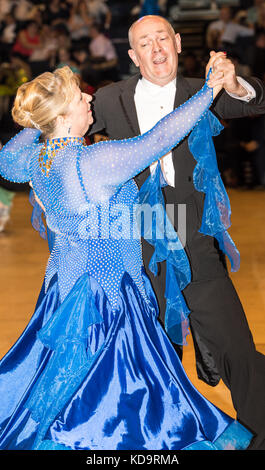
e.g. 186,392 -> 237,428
128,16 -> 181,86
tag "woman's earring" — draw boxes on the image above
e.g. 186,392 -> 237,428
68,127 -> 71,135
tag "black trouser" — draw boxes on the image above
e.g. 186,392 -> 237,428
141,189 -> 265,450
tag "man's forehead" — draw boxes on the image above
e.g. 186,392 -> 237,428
137,28 -> 168,39
129,17 -> 176,47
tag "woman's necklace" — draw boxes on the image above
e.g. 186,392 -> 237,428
38,136 -> 86,177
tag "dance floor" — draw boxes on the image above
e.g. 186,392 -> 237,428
0,188 -> 265,419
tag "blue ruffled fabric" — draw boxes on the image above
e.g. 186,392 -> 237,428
133,110 -> 240,347
188,111 -> 240,272
29,189 -> 47,241
29,191 -> 56,254
0,270 -> 253,450
135,162 -> 191,346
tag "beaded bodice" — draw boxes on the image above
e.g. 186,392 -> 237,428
0,81 -> 214,308
38,137 -> 86,177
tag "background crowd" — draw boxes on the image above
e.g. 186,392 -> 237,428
0,0 -> 265,231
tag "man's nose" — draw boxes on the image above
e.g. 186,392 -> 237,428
152,40 -> 162,52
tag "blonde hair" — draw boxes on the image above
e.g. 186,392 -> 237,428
12,66 -> 79,138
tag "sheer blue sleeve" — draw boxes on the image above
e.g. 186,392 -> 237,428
78,81 -> 213,203
0,128 -> 41,183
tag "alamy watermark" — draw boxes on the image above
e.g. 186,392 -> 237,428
77,202 -> 187,251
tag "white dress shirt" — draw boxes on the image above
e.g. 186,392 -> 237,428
134,76 -> 256,187
135,77 -> 177,186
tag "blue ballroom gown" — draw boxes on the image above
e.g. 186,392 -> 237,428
0,81 -> 253,450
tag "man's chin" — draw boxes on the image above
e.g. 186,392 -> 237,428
152,64 -> 176,78
151,70 -> 175,85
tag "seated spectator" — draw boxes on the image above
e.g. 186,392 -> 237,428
67,0 -> 91,47
255,1 -> 265,32
14,0 -> 34,24
88,22 -> 119,81
0,183 -> 15,233
206,5 -> 254,53
0,13 -> 17,62
0,53 -> 31,120
140,0 -> 160,16
72,47 -> 101,87
29,25 -> 59,77
53,23 -> 72,50
55,46 -> 79,71
42,0 -> 71,27
181,51 -> 204,78
238,115 -> 265,188
140,0 -> 168,16
1,13 -> 17,44
12,21 -> 42,61
229,52 -> 252,77
85,0 -> 112,31
246,0 -> 264,27
132,0 -> 166,18
0,0 -> 15,22
246,29 -> 265,80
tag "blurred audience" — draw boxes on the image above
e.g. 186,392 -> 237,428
0,139 -> 15,233
0,184 -> 15,233
132,0 -> 167,17
12,20 -> 42,60
85,0 -> 112,31
254,1 -> 265,32
67,0 -> 91,47
14,0 -> 34,23
88,22 -> 119,81
206,5 -> 254,54
140,0 -> 161,16
0,0 -> 263,191
42,0 -> 70,26
29,24 -> 59,77
0,13 -> 17,62
246,0 -> 264,27
246,29 -> 265,80
181,51 -> 204,78
0,0 -> 15,22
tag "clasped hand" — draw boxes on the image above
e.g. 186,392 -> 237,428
206,51 -> 247,99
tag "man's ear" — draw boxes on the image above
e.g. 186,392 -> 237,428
128,49 -> 139,67
175,33 -> 182,54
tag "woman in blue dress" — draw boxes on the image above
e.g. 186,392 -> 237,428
0,63 -> 253,450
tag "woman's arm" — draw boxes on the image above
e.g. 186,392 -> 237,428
0,128 -> 41,183
78,79 -> 215,203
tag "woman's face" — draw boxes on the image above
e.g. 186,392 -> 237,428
66,84 -> 93,137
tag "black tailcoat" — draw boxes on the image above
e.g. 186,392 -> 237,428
89,73 -> 265,448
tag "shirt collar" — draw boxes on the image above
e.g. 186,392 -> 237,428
139,76 -> 177,95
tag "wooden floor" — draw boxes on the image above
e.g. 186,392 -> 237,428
0,188 -> 265,419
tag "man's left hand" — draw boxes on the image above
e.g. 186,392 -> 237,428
208,51 -> 248,97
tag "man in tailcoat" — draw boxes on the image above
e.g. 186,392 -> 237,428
90,15 -> 265,449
